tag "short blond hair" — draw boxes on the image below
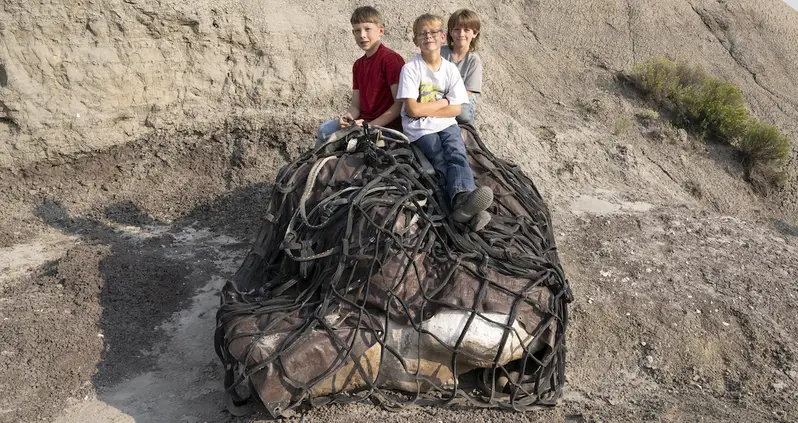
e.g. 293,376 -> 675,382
351,6 -> 383,26
446,9 -> 481,51
412,13 -> 444,36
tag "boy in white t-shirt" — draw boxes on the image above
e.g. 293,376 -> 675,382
397,13 -> 493,231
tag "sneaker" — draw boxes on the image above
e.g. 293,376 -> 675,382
452,186 -> 494,223
469,210 -> 491,232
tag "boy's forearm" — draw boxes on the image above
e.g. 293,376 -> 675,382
346,105 -> 361,119
368,101 -> 401,127
426,104 -> 462,118
347,91 -> 361,119
404,98 -> 449,117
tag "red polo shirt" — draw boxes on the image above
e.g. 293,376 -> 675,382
353,43 -> 405,129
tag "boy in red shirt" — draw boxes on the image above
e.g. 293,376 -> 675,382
316,6 -> 405,145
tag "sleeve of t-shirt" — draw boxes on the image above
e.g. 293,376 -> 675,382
352,62 -> 359,90
396,63 -> 418,100
384,53 -> 405,86
463,54 -> 483,93
445,65 -> 469,105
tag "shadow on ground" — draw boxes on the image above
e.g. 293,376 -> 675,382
0,182 -> 273,422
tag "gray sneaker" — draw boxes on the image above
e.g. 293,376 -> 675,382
452,186 -> 494,223
469,210 -> 491,232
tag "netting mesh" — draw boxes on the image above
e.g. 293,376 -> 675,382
214,124 -> 572,418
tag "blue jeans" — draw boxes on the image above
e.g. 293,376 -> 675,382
414,124 -> 476,202
316,119 -> 341,147
455,96 -> 475,124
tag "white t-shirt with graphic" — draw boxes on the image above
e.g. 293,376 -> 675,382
396,54 -> 469,142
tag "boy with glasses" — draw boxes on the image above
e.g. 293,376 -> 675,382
397,14 -> 493,231
316,6 -> 405,145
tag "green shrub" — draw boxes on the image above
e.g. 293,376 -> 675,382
630,57 -> 791,186
679,79 -> 749,140
632,58 -> 684,104
631,59 -> 708,100
738,119 -> 790,164
631,58 -> 749,141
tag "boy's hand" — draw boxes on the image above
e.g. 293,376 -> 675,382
338,114 -> 355,128
339,114 -> 364,128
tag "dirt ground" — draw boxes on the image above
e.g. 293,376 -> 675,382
1,2 -> 797,418
1,109 -> 797,423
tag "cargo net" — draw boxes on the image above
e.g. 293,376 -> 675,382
215,124 -> 573,418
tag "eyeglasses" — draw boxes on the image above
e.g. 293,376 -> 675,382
415,30 -> 442,40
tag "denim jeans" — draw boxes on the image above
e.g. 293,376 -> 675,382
316,119 -> 341,147
414,124 -> 476,202
454,95 -> 476,125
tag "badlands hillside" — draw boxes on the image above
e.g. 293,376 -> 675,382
1,0 -> 797,422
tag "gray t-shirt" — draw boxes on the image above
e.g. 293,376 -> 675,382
441,46 -> 483,94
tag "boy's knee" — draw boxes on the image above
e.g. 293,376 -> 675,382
455,104 -> 474,124
455,114 -> 473,125
316,119 -> 340,145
